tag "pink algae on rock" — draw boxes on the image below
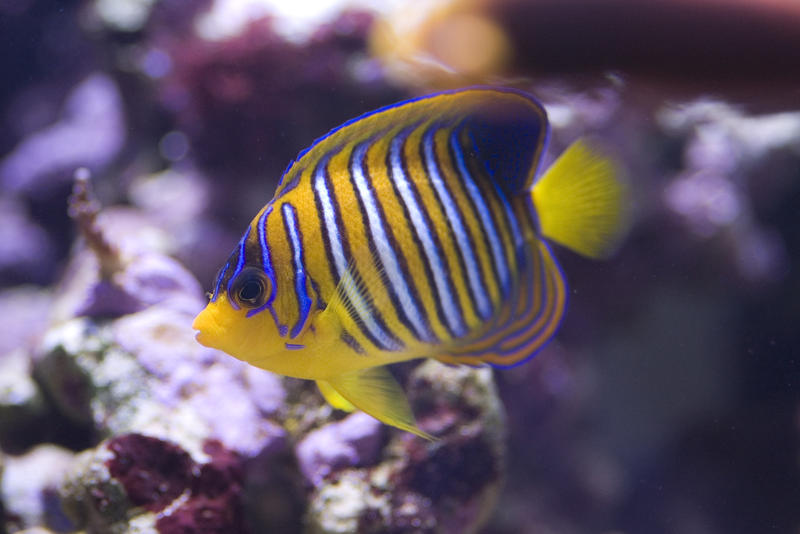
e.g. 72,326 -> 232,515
106,434 -> 194,513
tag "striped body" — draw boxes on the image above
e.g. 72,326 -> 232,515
208,89 -> 567,379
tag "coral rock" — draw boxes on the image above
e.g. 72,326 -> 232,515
0,445 -> 76,532
59,434 -> 254,533
0,349 -> 49,453
297,411 -> 384,486
0,198 -> 54,287
305,361 -> 506,534
0,74 -> 125,196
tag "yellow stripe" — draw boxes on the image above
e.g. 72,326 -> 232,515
461,127 -> 519,307
413,122 -> 480,335
371,126 -> 452,342
435,230 -> 565,367
491,241 -> 566,365
403,121 -> 468,340
326,140 -> 382,351
446,232 -> 542,358
357,129 -> 430,346
486,241 -> 565,366
261,201 -> 299,332
436,127 -> 501,315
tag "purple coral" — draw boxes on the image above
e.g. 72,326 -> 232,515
296,411 -> 384,485
0,74 -> 125,195
0,197 -> 55,286
56,171 -> 206,319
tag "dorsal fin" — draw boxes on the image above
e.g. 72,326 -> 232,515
273,87 -> 549,199
459,95 -> 549,195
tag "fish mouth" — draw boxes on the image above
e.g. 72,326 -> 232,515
192,307 -> 217,348
194,330 -> 210,347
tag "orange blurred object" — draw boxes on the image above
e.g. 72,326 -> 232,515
371,0 -> 800,109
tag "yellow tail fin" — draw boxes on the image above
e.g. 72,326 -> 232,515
532,140 -> 628,259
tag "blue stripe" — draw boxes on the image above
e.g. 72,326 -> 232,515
281,203 -> 312,339
225,226 -> 251,310
258,206 -> 275,295
313,158 -> 348,279
246,206 -> 285,333
450,127 -> 510,298
478,240 -> 543,352
459,239 -> 563,363
468,128 -> 523,293
350,141 -> 435,343
335,267 -> 403,351
423,126 -> 492,320
210,261 -> 230,303
313,156 -> 402,351
389,130 -> 467,336
501,242 -> 561,349
492,242 -> 567,369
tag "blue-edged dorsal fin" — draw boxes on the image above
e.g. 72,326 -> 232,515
458,94 -> 549,195
273,87 -> 549,199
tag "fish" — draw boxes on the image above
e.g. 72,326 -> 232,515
192,87 -> 627,439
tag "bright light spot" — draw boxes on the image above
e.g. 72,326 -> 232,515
195,0 -> 404,43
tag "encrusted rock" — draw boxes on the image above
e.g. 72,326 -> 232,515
0,74 -> 124,196
0,199 -> 54,287
53,174 -> 207,321
0,445 -> 76,532
0,349 -> 49,453
305,360 -> 506,534
59,434 -> 250,533
33,308 -> 288,461
297,411 -> 384,486
0,286 -> 53,355
306,470 -> 391,534
31,302 -> 292,533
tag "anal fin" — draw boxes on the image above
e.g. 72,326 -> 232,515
327,367 -> 434,440
317,380 -> 356,412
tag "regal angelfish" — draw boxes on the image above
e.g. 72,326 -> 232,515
193,87 -> 627,438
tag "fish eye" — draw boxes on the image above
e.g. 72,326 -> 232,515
230,268 -> 270,309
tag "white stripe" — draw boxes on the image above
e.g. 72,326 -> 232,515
350,142 -> 435,342
313,163 -> 348,277
337,267 -> 401,351
423,129 -> 492,320
465,130 -> 524,284
450,129 -> 510,294
313,161 -> 399,350
389,133 -> 466,336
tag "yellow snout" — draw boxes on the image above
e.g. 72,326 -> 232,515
191,296 -> 281,368
192,304 -> 221,348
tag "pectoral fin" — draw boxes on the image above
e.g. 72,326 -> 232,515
316,380 -> 356,412
327,367 -> 434,440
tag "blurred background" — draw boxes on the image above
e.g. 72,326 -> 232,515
1,0 -> 799,533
